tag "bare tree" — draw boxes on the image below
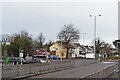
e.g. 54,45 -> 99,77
37,33 -> 45,49
57,24 -> 80,58
1,34 -> 12,55
58,24 -> 80,42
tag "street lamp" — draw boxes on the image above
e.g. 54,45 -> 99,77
89,14 -> 101,59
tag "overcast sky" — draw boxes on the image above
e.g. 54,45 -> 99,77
1,1 -> 118,46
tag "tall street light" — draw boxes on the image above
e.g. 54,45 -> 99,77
89,14 -> 101,59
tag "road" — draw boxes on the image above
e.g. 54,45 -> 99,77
2,59 -> 96,78
29,62 -> 117,78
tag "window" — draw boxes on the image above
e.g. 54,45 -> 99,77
62,53 -> 64,56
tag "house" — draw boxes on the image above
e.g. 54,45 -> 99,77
69,43 -> 94,58
71,43 -> 80,57
50,41 -> 75,58
79,45 -> 87,58
84,45 -> 93,53
50,41 -> 95,58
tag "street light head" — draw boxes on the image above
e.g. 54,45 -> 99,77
89,15 -> 92,17
64,25 -> 66,27
99,14 -> 101,16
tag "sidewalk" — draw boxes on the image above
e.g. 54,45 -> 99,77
30,62 -> 117,78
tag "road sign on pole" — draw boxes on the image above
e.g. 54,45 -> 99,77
20,53 -> 23,58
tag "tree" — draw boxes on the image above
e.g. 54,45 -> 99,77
93,38 -> 112,57
5,30 -> 33,57
43,40 -> 54,52
57,24 -> 80,58
95,38 -> 105,54
113,40 -> 120,55
37,33 -> 45,49
1,34 -> 12,56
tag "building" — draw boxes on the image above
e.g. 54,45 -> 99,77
71,43 -> 80,57
79,45 -> 86,57
84,45 -> 93,53
50,41 -> 75,58
50,41 -> 95,58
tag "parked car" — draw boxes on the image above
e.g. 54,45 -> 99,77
49,55 -> 60,60
8,57 -> 26,64
39,58 -> 47,63
26,58 -> 34,64
34,58 -> 41,63
8,57 -> 19,65
0,59 -> 4,64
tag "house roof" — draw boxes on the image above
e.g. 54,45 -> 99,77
53,41 -> 75,49
79,45 -> 86,51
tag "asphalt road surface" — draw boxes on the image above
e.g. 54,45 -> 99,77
2,59 -> 96,78
29,62 -> 117,78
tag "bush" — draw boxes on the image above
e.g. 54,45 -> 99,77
103,56 -> 120,60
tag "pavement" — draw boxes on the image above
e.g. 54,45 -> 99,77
107,69 -> 119,78
29,62 -> 117,78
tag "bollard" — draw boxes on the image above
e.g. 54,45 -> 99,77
12,62 -> 14,65
21,62 -> 23,65
17,62 -> 19,65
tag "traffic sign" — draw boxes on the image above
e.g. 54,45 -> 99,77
20,53 -> 23,57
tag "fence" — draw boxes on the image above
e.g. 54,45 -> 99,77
2,59 -> 97,79
81,63 -> 118,79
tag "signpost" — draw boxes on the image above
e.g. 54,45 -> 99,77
20,53 -> 23,65
20,53 -> 23,58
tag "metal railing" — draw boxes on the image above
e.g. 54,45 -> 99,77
81,63 -> 118,79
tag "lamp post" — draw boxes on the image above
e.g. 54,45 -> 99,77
89,14 -> 101,59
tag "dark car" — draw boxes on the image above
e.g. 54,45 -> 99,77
34,58 -> 40,63
9,57 -> 26,64
49,55 -> 60,60
8,57 -> 19,65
